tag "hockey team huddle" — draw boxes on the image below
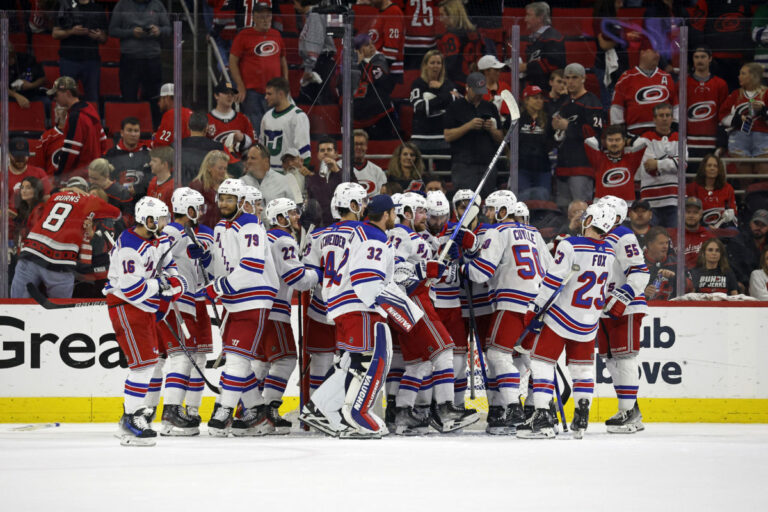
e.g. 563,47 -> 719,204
105,178 -> 650,446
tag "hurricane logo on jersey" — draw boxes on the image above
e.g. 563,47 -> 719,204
635,85 -> 669,105
253,40 -> 280,57
714,13 -> 746,33
688,101 -> 716,122
368,28 -> 380,44
51,147 -> 62,171
602,166 -> 631,188
702,207 -> 722,226
359,179 -> 376,196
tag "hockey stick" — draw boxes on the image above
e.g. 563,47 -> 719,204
460,268 -> 489,399
297,224 -> 315,430
9,422 -> 61,432
27,284 -> 106,309
553,368 -> 569,433
161,309 -> 221,394
556,363 -> 571,406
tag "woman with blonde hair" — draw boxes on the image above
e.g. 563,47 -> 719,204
387,142 -> 425,191
685,153 -> 737,227
409,49 -> 459,165
719,62 -> 768,174
190,149 -> 230,228
436,0 -> 488,89
688,238 -> 739,295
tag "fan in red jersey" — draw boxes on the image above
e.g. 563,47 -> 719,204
685,154 -> 737,228
153,83 -> 192,147
369,0 -> 405,78
584,124 -> 645,204
30,105 -> 67,177
686,46 -> 729,158
11,179 -> 122,298
207,80 -> 255,156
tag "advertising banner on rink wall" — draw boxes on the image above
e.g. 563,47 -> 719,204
1,301 -> 767,423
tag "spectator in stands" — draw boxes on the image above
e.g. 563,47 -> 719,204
402,0 -> 439,69
686,154 -> 737,228
686,46 -> 729,159
103,116 -> 151,209
592,0 -> 633,110
181,112 -> 227,185
584,124 -> 645,205
48,76 -> 108,184
518,85 -> 552,201
261,77 -> 312,191
31,105 -> 67,178
749,246 -> 768,300
10,177 -> 46,247
153,83 -> 192,147
380,181 -> 404,196
387,142 -> 426,192
557,200 -> 588,238
295,0 -> 337,104
444,72 -> 503,197
610,37 -> 678,137
109,0 -> 170,124
636,103 -> 681,228
436,0 -> 485,89
352,129 -> 387,197
478,55 -> 512,123
643,226 -> 677,300
668,197 -> 716,270
229,1 -> 288,134
544,68 -> 565,116
521,2 -> 565,91
688,238 -> 739,295
410,49 -> 459,163
728,209 -> 768,293
422,173 -> 446,195
280,148 -> 312,202
7,138 -> 51,203
190,150 -> 231,228
241,142 -> 301,206
208,80 -> 255,156
628,199 -> 653,249
753,5 -> 768,82
307,137 -> 357,226
352,33 -> 397,140
87,157 -> 133,216
369,0 -> 405,79
147,146 -> 174,211
8,41 -> 47,110
551,63 -> 603,210
52,0 -> 108,103
720,62 -> 768,176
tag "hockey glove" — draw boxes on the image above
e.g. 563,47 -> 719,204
186,243 -> 206,260
155,296 -> 171,322
415,260 -> 446,281
447,241 -> 461,261
158,275 -> 184,302
604,284 -> 633,319
205,276 -> 234,301
455,228 -> 479,253
441,261 -> 460,285
523,303 -> 544,334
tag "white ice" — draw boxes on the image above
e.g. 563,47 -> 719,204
1,423 -> 765,511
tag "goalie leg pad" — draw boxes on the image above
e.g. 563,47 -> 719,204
163,353 -> 191,406
487,347 -> 520,407
302,352 -> 351,435
309,352 -> 334,395
346,322 -> 392,434
375,283 -> 424,333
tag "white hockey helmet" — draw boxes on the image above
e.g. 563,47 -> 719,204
597,195 -> 628,225
400,192 -> 427,217
485,190 -> 517,221
244,185 -> 263,208
452,189 -> 481,212
582,202 -> 616,235
216,178 -> 247,204
426,190 -> 450,233
135,196 -> 170,233
331,182 -> 368,219
512,201 -> 530,224
391,193 -> 404,218
265,197 -> 298,228
171,187 -> 206,221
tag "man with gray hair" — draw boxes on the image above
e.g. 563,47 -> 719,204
521,2 -> 565,91
551,63 -> 604,210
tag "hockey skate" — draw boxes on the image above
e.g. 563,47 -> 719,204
507,402 -> 525,428
159,404 -> 200,436
429,402 -> 468,433
142,406 -> 157,424
186,405 -> 201,423
607,401 -> 645,433
570,398 -> 591,439
299,401 -> 348,437
385,395 -> 397,433
516,408 -> 556,439
119,407 -> 158,446
266,401 -> 291,435
207,405 -> 233,437
394,406 -> 430,436
231,404 -> 272,436
486,405 -> 512,435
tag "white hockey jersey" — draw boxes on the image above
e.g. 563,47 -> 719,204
162,222 -> 215,316
422,224 -> 461,309
353,160 -> 388,197
211,213 -> 279,313
303,225 -> 334,325
260,106 -> 311,172
387,223 -> 431,294
636,130 -> 685,208
321,220 -> 394,323
267,228 -> 319,323
460,223 -> 496,317
603,225 -> 650,316
465,221 -> 553,314
534,236 -> 616,342
104,228 -> 186,313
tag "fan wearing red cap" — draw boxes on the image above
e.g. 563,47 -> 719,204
517,85 -> 552,201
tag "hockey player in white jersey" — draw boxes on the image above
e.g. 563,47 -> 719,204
153,188 -> 215,436
597,195 -> 650,433
464,190 -> 553,434
517,202 -> 617,439
259,198 -> 319,433
105,197 -> 187,446
243,185 -> 264,218
205,178 -> 280,436
512,202 -> 530,224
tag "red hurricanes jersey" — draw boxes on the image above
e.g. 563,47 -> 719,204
230,28 -> 285,92
30,126 -> 65,176
153,107 -> 192,147
207,110 -> 256,144
668,226 -> 716,269
404,0 -> 438,52
584,138 -> 645,202
611,67 -> 678,135
58,101 -> 108,182
369,4 -> 405,75
686,74 -> 729,152
147,176 -> 175,212
719,88 -> 768,134
21,191 -> 121,271
685,181 -> 737,226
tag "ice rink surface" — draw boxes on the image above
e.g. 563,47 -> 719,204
1,423 -> 766,512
